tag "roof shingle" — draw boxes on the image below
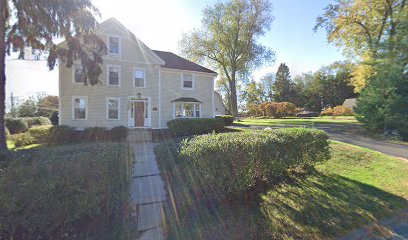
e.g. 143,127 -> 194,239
153,50 -> 217,74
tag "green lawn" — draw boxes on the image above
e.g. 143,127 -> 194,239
6,140 -> 42,150
159,142 -> 408,239
235,116 -> 359,126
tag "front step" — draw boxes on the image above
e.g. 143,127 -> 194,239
127,129 -> 152,142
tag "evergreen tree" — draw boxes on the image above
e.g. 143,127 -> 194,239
272,63 -> 298,103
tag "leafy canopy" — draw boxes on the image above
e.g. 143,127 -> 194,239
4,0 -> 107,85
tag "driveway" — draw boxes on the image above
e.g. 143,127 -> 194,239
233,124 -> 408,160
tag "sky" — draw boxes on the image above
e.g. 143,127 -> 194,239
5,0 -> 343,108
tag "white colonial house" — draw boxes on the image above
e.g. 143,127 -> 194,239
59,18 -> 225,130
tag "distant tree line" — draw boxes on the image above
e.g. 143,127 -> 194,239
242,62 -> 357,113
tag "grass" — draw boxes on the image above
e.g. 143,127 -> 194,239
159,141 -> 408,239
6,140 -> 42,150
235,116 -> 359,126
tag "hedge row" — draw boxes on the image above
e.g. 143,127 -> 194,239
167,118 -> 225,137
155,128 -> 331,197
0,143 -> 134,239
5,117 -> 51,134
215,115 -> 234,126
10,125 -> 128,148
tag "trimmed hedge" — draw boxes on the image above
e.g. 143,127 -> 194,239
47,125 -> 128,145
0,143 -> 134,239
215,115 -> 234,126
5,118 -> 29,134
167,118 -> 225,137
155,128 -> 330,197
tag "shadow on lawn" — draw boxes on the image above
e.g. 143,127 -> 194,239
162,170 -> 407,240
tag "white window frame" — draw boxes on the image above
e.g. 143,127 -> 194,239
181,73 -> 195,90
133,68 -> 146,88
106,97 -> 120,120
107,65 -> 121,86
108,35 -> 121,56
173,102 -> 201,118
72,96 -> 88,120
72,64 -> 85,84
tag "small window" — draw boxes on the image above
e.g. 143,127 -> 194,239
134,69 -> 145,87
109,36 -> 120,55
74,65 -> 85,83
175,103 -> 182,118
107,98 -> 119,120
108,66 -> 120,86
175,102 -> 200,118
73,97 -> 87,119
182,74 -> 193,89
195,104 -> 200,117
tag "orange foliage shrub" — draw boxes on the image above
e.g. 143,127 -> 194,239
248,102 -> 297,118
321,106 -> 354,116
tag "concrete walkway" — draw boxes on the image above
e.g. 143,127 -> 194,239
131,142 -> 166,240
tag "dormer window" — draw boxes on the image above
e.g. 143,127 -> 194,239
108,36 -> 120,55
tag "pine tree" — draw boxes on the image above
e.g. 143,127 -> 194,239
272,63 -> 298,103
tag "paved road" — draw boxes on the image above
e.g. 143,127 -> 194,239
234,124 -> 408,160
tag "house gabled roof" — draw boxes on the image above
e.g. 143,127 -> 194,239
152,50 -> 217,74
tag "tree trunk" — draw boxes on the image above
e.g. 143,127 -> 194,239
0,0 -> 7,151
229,70 -> 238,118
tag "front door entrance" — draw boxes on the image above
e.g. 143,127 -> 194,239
128,98 -> 151,128
134,102 -> 144,127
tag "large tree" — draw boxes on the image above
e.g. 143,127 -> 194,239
179,0 -> 275,117
260,72 -> 275,101
355,6 -> 408,138
272,63 -> 299,104
0,0 -> 106,150
315,0 -> 407,91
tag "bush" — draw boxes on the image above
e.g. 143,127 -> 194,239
47,125 -> 75,144
321,106 -> 354,116
14,133 -> 36,147
49,110 -> 59,125
5,127 -> 10,136
250,102 -> 297,118
28,125 -> 52,143
5,118 -> 29,134
167,118 -> 225,137
110,126 -> 128,141
215,115 -> 234,126
83,127 -> 109,142
155,128 -> 331,197
0,143 -> 134,239
25,116 -> 52,127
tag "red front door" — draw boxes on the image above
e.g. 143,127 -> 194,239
134,102 -> 145,127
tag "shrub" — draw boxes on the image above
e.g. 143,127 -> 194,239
14,133 -> 36,147
83,127 -> 109,142
155,128 -> 331,197
5,127 -> 10,136
28,125 -> 52,143
110,126 -> 128,141
215,115 -> 234,126
0,143 -> 134,239
49,110 -> 59,125
47,125 -> 75,144
321,106 -> 354,116
25,116 -> 52,127
250,102 -> 297,118
5,118 -> 29,134
167,118 -> 225,137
